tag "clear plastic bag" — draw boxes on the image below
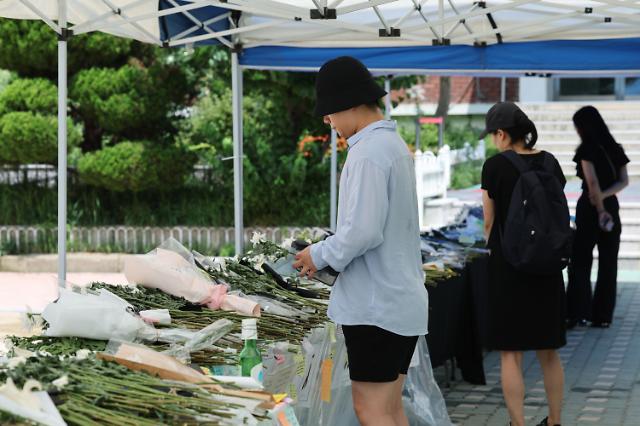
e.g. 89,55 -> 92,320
124,241 -> 212,304
124,238 -> 260,316
42,288 -> 148,342
0,378 -> 66,426
262,342 -> 298,394
104,340 -> 211,384
293,324 -> 358,426
162,319 -> 234,362
139,309 -> 171,325
292,325 -> 451,426
243,294 -> 308,318
403,337 -> 452,426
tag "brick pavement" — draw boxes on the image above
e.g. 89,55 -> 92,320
439,282 -> 640,426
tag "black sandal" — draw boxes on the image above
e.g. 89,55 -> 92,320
536,416 -> 561,426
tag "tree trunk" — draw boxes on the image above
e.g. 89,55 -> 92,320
435,76 -> 451,118
81,118 -> 103,153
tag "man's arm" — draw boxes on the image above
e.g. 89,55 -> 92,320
310,159 -> 389,272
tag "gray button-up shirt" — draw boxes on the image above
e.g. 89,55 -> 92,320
311,120 -> 429,336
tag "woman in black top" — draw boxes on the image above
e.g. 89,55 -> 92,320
481,103 -> 566,426
567,106 -> 630,328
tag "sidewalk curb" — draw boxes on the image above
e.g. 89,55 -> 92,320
0,253 -> 136,273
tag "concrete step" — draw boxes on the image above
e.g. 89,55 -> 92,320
535,120 -> 640,132
522,102 -> 640,111
555,151 -> 640,161
538,130 -> 640,141
593,250 -> 640,270
537,140 -> 640,149
560,161 -> 640,176
620,236 -> 640,253
526,111 -> 640,122
0,253 -> 136,273
569,203 -> 640,223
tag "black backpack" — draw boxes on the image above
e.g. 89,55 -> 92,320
499,151 -> 572,274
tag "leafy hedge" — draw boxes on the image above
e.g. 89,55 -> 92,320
0,78 -> 57,115
0,112 -> 81,163
77,141 -> 197,192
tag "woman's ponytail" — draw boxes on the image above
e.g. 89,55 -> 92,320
505,110 -> 538,149
524,117 -> 538,149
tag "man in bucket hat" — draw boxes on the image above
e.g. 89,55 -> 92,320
294,56 -> 429,425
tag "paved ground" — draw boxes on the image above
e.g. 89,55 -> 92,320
448,179 -> 640,204
439,282 -> 640,426
0,272 -> 126,312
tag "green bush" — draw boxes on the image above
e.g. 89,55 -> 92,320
77,141 -> 197,192
398,122 -> 482,152
182,89 -> 338,226
485,136 -> 499,158
0,20 -> 136,78
0,78 -> 57,115
446,125 -> 482,150
0,112 -> 81,164
71,66 -> 159,136
451,160 -> 484,190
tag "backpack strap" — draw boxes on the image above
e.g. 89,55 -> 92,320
500,150 -> 530,175
542,151 -> 556,173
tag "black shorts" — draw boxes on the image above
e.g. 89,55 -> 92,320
342,325 -> 419,383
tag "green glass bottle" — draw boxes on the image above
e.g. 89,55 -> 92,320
239,319 -> 263,381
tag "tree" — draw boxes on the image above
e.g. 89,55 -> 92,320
435,76 -> 451,119
0,19 -> 207,190
0,78 -> 81,164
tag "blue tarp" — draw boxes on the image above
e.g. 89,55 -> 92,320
157,4 -> 640,76
239,38 -> 640,76
159,0 -> 230,46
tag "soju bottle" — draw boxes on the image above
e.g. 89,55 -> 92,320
239,319 -> 263,382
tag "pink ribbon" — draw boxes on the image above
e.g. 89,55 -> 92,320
203,284 -> 228,310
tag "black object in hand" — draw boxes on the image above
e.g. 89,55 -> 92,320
292,239 -> 339,278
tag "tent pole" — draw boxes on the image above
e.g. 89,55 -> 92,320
232,51 -> 244,255
384,76 -> 392,120
330,129 -> 337,231
500,77 -> 506,102
57,0 -> 68,287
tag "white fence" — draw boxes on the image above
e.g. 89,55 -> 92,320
0,164 -> 223,187
414,140 -> 485,229
0,226 -> 327,254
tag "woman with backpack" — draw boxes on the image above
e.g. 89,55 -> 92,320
481,102 -> 568,426
567,106 -> 630,329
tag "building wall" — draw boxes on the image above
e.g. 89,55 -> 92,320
519,77 -> 552,102
421,76 -> 519,104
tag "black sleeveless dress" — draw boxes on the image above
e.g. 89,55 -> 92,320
481,151 -> 567,351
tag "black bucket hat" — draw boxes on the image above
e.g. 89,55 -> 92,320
480,102 -> 528,138
314,56 -> 387,117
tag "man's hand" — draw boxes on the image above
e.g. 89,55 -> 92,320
292,246 -> 318,279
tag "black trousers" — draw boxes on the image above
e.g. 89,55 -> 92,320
567,195 -> 621,324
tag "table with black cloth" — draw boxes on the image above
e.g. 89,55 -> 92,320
425,254 -> 489,385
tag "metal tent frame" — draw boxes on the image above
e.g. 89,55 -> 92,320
1,0 -> 640,285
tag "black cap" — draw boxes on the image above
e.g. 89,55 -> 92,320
480,102 -> 529,138
314,56 -> 387,117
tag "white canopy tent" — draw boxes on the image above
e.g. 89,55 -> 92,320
1,0 -> 639,285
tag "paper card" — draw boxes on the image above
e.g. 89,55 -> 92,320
320,358 -> 333,403
294,353 -> 305,376
288,382 -> 298,400
277,405 -> 301,426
